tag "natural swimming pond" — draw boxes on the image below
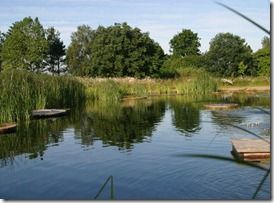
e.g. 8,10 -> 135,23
0,93 -> 270,200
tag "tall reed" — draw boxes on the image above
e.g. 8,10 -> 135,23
0,70 -> 86,122
77,69 -> 217,101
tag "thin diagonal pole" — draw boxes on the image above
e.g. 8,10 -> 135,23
215,2 -> 270,35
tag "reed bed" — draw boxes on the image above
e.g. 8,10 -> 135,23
0,70 -> 86,122
0,69 -> 217,122
77,68 -> 218,101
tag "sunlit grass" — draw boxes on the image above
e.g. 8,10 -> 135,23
77,68 -> 218,101
0,70 -> 86,122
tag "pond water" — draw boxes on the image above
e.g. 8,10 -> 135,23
0,93 -> 271,200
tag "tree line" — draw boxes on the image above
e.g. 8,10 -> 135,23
0,17 -> 270,77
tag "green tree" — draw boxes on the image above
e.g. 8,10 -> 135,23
66,25 -> 95,76
45,27 -> 66,74
254,36 -> 270,76
89,23 -> 165,78
262,36 -> 270,49
2,17 -> 48,72
170,29 -> 201,57
205,33 -> 254,76
67,23 -> 165,78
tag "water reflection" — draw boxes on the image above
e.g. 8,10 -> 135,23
169,97 -> 201,135
0,118 -> 67,167
0,93 -> 270,169
75,99 -> 166,149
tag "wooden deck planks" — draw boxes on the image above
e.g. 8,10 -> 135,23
0,123 -> 17,134
204,103 -> 239,110
231,138 -> 270,161
32,109 -> 69,119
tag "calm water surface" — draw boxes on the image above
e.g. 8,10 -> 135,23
0,93 -> 271,200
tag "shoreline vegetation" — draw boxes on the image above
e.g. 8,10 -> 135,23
0,70 -> 86,123
0,69 -> 270,123
77,68 -> 218,101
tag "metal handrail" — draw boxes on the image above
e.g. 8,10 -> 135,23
94,175 -> 114,200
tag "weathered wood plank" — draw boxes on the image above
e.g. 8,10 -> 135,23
231,139 -> 270,153
204,103 -> 239,110
0,123 -> 17,134
32,109 -> 69,119
231,138 -> 270,161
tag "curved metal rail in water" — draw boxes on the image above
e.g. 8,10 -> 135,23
94,175 -> 114,200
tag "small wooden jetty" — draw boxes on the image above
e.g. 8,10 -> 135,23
32,109 -> 69,119
204,103 -> 239,110
121,96 -> 147,101
0,123 -> 17,134
231,138 -> 270,161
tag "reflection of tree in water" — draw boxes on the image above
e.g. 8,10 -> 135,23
75,99 -> 166,149
231,94 -> 270,107
210,110 -> 244,128
211,93 -> 270,107
0,115 -> 73,168
169,97 -> 201,136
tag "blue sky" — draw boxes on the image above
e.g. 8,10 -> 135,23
0,0 -> 270,53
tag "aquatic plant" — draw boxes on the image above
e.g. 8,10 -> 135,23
0,70 -> 86,122
77,68 -> 217,102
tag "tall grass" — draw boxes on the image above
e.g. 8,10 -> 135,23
77,68 -> 217,101
0,70 -> 86,122
0,69 -> 216,122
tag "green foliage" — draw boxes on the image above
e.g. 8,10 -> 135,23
162,54 -> 204,69
66,25 -> 95,76
238,61 -> 248,76
175,68 -> 218,94
87,80 -> 124,101
158,65 -> 178,78
45,27 -> 66,74
162,56 -> 185,70
160,54 -> 205,78
205,33 -> 255,77
254,44 -> 270,77
261,36 -> 270,49
170,29 -> 201,57
0,70 -> 86,122
78,69 -> 217,102
1,17 -> 48,72
67,23 -> 165,78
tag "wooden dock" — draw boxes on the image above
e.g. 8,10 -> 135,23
204,103 -> 239,110
121,96 -> 147,101
32,109 -> 69,119
0,123 -> 17,134
231,138 -> 270,161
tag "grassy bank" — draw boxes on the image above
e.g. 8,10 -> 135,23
0,70 -> 86,122
77,68 -> 218,102
4,68 -> 270,123
218,76 -> 270,87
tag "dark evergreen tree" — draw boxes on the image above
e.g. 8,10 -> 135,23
45,27 -> 66,74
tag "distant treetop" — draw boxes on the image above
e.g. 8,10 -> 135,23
170,29 -> 201,57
